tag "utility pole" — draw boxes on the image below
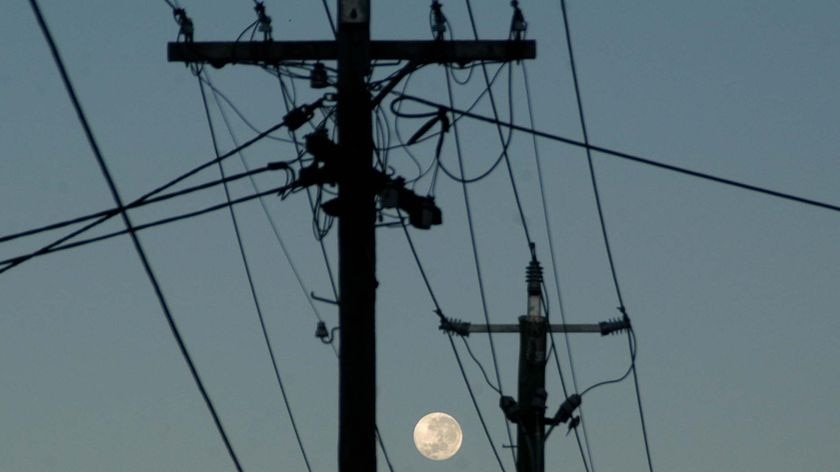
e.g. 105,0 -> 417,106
444,244 -> 631,472
167,2 -> 534,471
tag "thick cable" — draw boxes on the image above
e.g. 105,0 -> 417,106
28,1 -> 244,469
198,77 -> 312,471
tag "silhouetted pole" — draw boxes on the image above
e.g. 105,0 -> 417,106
167,2 -> 535,469
516,253 -> 548,472
335,1 -> 377,472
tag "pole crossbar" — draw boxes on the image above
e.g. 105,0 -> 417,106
168,40 -> 535,66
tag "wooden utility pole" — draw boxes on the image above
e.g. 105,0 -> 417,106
446,245 -> 631,472
335,2 -> 377,471
168,2 -> 534,471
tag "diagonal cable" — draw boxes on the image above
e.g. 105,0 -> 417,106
28,1 -> 244,469
198,76 -> 312,471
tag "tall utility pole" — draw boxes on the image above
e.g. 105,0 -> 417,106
336,2 -> 376,470
168,2 -> 534,470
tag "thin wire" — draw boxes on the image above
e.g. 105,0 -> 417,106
321,0 -> 336,37
0,112 -> 292,276
207,81 -> 330,330
443,57 -> 517,466
0,166 -> 275,246
463,0 -> 533,245
461,337 -> 502,395
556,1 -> 654,469
0,184 -> 292,268
392,94 -> 840,214
522,62 -> 595,470
198,77 -> 313,471
28,1 -> 243,469
400,219 -> 507,472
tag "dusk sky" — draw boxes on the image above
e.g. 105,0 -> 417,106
2,1 -> 839,471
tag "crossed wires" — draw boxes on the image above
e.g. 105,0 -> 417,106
28,0 -> 245,469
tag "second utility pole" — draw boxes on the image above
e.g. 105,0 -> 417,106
335,2 -> 377,471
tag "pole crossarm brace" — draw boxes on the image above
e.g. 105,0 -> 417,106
167,40 -> 535,67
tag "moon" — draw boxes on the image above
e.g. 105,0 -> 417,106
413,412 -> 463,461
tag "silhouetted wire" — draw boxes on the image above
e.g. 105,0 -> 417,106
0,101 -> 293,276
198,77 -> 313,471
28,1 -> 244,469
463,0 -> 532,246
0,184 -> 292,269
206,81 -> 331,334
271,62 -> 395,471
443,60 -> 517,465
460,337 -> 502,395
162,0 -> 180,9
0,166 -> 275,246
321,0 -> 336,37
521,62 -> 595,471
392,94 -> 840,214
400,217 -> 507,472
274,70 -> 339,304
199,77 -> 294,143
556,1 -> 655,469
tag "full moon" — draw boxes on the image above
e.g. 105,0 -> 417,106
413,412 -> 463,461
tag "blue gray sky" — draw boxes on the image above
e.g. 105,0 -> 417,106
1,1 -> 839,471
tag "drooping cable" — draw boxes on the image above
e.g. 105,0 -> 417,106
198,76 -> 312,471
443,61 -> 517,466
28,1 -> 244,469
463,0 -> 533,245
0,109 -> 293,276
400,219 -> 507,472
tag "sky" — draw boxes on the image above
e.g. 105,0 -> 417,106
1,1 -> 839,471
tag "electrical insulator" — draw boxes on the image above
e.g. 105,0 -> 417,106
311,63 -> 329,89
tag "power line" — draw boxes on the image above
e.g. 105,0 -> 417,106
0,184 -> 292,269
0,165 -> 280,247
0,111 -> 295,276
28,1 -> 244,469
521,61 -> 595,472
400,219 -> 507,472
443,57 -> 517,466
198,76 -> 313,471
391,94 -> 840,215
555,1 -> 654,469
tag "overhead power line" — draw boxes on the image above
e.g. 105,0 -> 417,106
554,0 -> 654,470
28,1 -> 244,469
198,75 -> 313,471
0,184 -> 292,269
392,94 -> 840,215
